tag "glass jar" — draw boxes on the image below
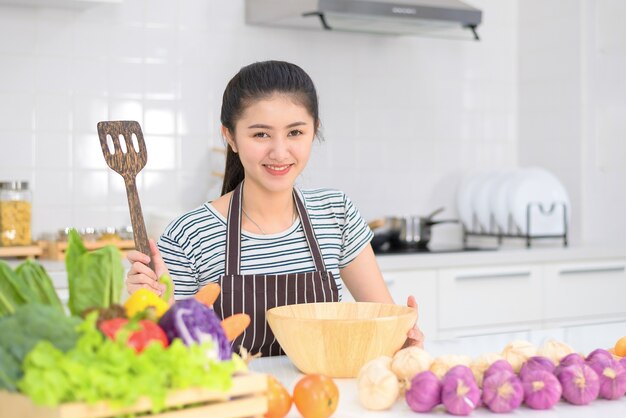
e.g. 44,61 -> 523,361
0,181 -> 32,246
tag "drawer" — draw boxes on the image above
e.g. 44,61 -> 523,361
543,260 -> 626,320
438,265 -> 542,330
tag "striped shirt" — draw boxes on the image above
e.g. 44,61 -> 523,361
157,188 -> 374,299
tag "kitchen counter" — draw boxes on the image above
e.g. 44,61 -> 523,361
249,320 -> 626,417
375,245 -> 626,271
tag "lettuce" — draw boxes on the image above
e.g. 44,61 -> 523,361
65,229 -> 124,316
18,314 -> 236,412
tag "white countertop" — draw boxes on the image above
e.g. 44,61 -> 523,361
249,321 -> 626,417
375,245 -> 626,271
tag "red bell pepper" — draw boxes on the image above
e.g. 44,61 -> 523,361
99,317 -> 168,353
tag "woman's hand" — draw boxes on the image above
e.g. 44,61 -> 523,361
126,239 -> 170,297
403,295 -> 425,348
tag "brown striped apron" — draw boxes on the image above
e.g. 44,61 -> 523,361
213,182 -> 339,357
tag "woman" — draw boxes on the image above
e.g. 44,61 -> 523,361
126,60 -> 424,356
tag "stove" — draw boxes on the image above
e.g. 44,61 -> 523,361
373,245 -> 498,255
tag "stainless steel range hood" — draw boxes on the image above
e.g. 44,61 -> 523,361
245,0 -> 482,40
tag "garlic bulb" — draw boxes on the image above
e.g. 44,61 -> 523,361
501,340 -> 536,373
469,352 -> 503,387
358,355 -> 393,376
429,354 -> 472,379
537,339 -> 574,365
357,357 -> 400,410
391,346 -> 433,381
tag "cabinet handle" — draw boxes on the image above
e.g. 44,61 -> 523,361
455,271 -> 532,280
559,266 -> 626,275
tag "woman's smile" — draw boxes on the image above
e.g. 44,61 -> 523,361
263,163 -> 293,176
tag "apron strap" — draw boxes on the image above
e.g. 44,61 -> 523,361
225,182 -> 327,275
293,189 -> 327,272
225,183 -> 243,275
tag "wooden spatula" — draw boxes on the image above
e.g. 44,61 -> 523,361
97,121 -> 153,271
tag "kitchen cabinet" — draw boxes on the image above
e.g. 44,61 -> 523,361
543,259 -> 626,324
437,264 -> 542,334
377,249 -> 626,341
383,270 -> 437,342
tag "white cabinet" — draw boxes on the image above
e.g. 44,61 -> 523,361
543,260 -> 626,322
437,264 -> 543,333
383,270 -> 437,342
378,253 -> 626,341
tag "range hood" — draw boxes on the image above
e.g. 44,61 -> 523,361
245,0 -> 482,40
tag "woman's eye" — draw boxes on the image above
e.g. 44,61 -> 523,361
253,132 -> 269,138
288,129 -> 303,137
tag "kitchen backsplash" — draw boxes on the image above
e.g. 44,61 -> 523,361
4,0 -> 618,247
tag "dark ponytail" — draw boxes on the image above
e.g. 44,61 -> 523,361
220,60 -> 320,195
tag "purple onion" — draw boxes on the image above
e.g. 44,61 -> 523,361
405,371 -> 441,412
587,357 -> 626,400
520,356 -> 556,379
521,370 -> 562,410
441,365 -> 480,416
555,353 -> 585,377
586,348 -> 614,363
484,359 -> 514,381
620,356 -> 626,370
482,371 -> 523,413
558,364 -> 600,405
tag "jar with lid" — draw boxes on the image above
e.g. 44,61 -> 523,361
0,181 -> 32,246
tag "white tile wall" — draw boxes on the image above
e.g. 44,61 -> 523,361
580,0 -> 626,246
0,0 -> 519,245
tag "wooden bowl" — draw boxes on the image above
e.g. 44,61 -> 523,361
266,302 -> 417,378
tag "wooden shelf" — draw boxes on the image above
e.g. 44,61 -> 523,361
40,239 -> 135,261
0,245 -> 42,259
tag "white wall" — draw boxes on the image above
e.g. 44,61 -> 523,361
0,0 -> 518,243
517,0 -> 583,244
581,0 -> 626,245
518,0 -> 626,247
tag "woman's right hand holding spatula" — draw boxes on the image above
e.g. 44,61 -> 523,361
126,239 -> 173,302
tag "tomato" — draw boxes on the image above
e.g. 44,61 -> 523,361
265,375 -> 292,418
293,374 -> 339,418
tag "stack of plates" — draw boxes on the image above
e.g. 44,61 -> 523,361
456,167 -> 570,235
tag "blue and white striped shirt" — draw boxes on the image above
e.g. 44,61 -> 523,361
157,188 -> 373,299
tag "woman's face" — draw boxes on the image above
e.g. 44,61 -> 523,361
224,94 -> 316,194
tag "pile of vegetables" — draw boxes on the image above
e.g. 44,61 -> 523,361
356,338 -> 626,415
0,229 -> 253,414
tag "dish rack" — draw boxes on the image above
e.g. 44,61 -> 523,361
463,202 -> 568,248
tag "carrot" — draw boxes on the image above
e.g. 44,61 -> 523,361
221,313 -> 251,341
194,283 -> 221,307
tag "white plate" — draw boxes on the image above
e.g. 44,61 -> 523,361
506,167 -> 570,235
456,171 -> 490,231
471,170 -> 506,233
489,170 -> 522,233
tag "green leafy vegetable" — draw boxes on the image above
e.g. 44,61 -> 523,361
0,260 -> 37,317
14,260 -> 63,312
18,313 -> 236,413
65,229 -> 124,316
0,304 -> 80,391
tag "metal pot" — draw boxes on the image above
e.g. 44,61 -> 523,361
371,207 -> 458,250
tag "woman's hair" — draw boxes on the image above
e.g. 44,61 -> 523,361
220,60 -> 320,195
